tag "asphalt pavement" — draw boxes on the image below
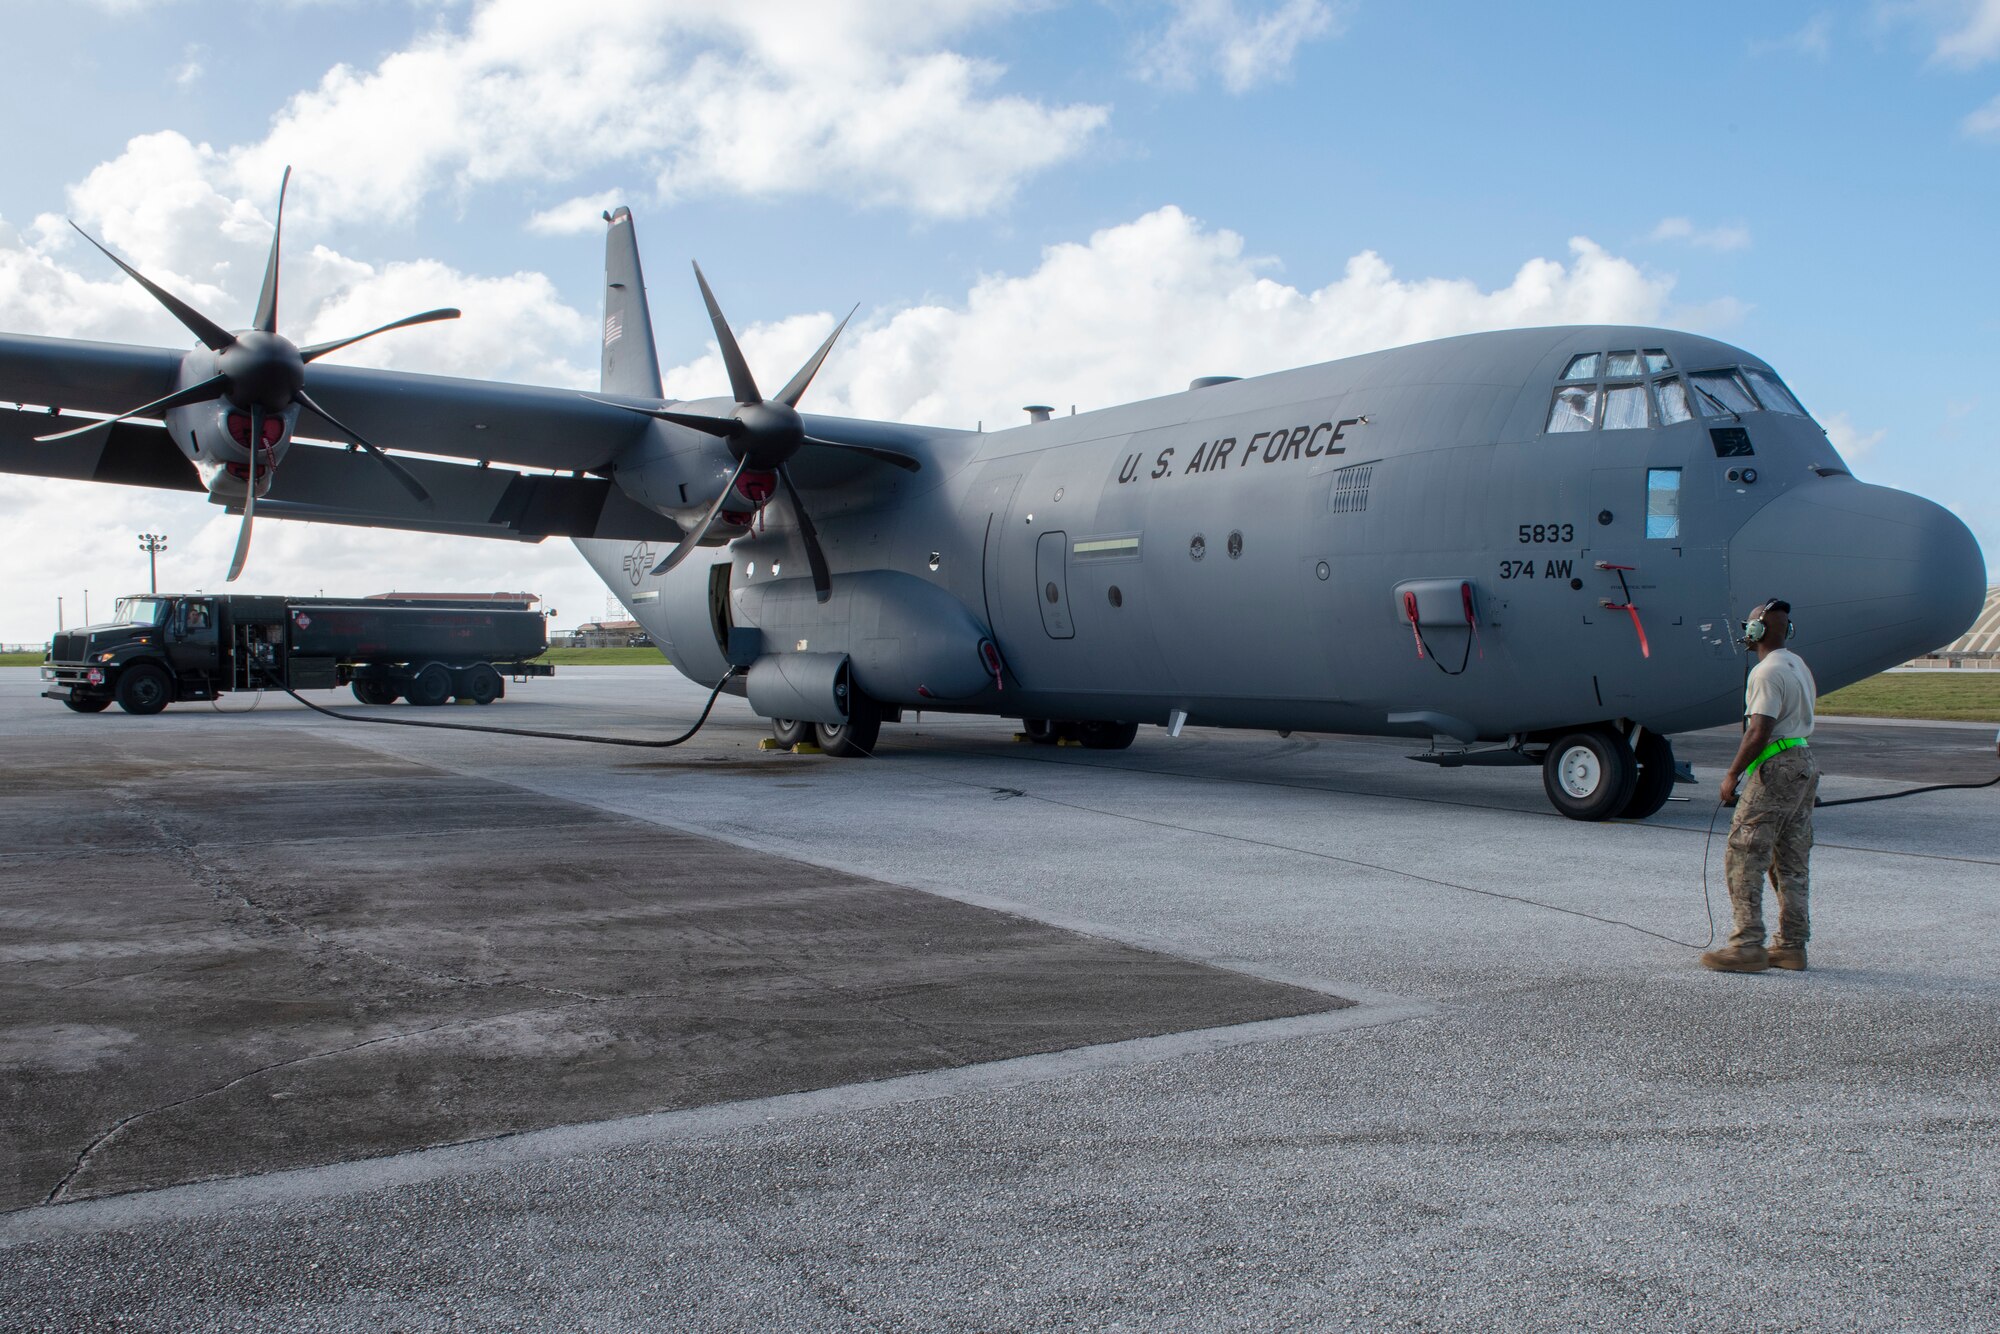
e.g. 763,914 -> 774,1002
2,667 -> 1995,1332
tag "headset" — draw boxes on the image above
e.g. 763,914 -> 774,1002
1740,598 -> 1796,646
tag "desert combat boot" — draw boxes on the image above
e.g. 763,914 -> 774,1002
1700,943 -> 1771,973
1767,944 -> 1807,971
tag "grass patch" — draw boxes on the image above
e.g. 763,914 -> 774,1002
530,647 -> 672,666
0,652 -> 45,667
1819,673 -> 2000,722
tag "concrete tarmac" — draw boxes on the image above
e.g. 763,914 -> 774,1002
2,666 -> 1997,1332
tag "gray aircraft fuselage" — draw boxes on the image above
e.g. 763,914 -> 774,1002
579,323 -> 1982,751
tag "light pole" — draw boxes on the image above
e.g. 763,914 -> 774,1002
138,532 -> 168,594
83,589 -> 89,625
56,596 -> 63,631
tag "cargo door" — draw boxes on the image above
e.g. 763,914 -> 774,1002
1035,530 -> 1075,639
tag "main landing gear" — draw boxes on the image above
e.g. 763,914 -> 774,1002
1021,719 -> 1140,750
1539,725 -> 1677,822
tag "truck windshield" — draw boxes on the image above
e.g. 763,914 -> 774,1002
113,597 -> 171,624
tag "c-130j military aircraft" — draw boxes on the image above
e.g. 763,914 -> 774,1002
0,184 -> 1985,820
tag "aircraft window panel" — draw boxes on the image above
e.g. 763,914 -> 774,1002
1560,353 -> 1600,380
1653,376 -> 1693,425
1745,368 -> 1807,416
1547,385 -> 1598,433
1646,468 -> 1682,539
1690,369 -> 1757,417
1606,351 -> 1643,377
1644,349 -> 1672,373
1602,383 -> 1649,430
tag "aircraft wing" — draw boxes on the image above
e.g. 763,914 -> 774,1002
0,332 -> 656,472
0,405 -> 681,543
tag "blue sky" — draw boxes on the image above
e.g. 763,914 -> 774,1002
1,0 -> 1994,640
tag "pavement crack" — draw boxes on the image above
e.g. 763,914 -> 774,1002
40,1015 -> 486,1207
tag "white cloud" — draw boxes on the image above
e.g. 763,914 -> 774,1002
226,0 -> 1105,224
1648,217 -> 1752,251
1964,90 -> 2000,136
1135,0 -> 1346,93
671,207 -> 1674,432
1932,0 -> 2000,65
1751,13 -> 1834,58
1823,410 -> 1887,459
526,191 -> 628,237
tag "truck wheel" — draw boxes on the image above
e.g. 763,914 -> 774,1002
64,695 -> 112,713
404,664 -> 452,707
114,664 -> 173,716
816,696 -> 882,758
771,718 -> 810,747
460,664 -> 503,705
352,679 -> 399,706
1541,727 -> 1638,822
1078,721 -> 1139,750
1618,731 -> 1677,821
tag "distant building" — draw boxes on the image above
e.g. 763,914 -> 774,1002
1904,584 -> 1998,667
572,619 -> 650,648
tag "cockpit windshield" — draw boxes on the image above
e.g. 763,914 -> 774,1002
1544,351 -> 1817,433
113,597 -> 171,625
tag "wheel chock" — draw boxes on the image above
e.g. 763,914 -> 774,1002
758,737 -> 785,751
791,742 -> 824,755
1057,737 -> 1083,747
1012,732 -> 1031,743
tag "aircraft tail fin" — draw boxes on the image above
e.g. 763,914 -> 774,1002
600,206 -> 663,398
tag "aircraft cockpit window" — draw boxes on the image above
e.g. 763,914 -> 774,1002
1606,351 -> 1644,377
1560,353 -> 1599,380
1547,384 -> 1598,432
1690,369 -> 1757,418
1644,349 -> 1672,373
1602,383 -> 1649,430
1744,368 -> 1808,416
1653,376 -> 1693,425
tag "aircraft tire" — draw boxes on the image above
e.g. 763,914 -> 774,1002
1021,718 -> 1060,745
114,664 -> 173,716
404,663 -> 453,707
1541,727 -> 1637,821
817,698 -> 882,757
1618,731 -> 1676,821
1078,721 -> 1139,750
64,695 -> 113,713
351,679 -> 399,706
771,718 -> 811,747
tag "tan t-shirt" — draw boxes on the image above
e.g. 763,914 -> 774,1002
1744,647 -> 1816,739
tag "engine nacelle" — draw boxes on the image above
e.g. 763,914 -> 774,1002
165,399 -> 300,502
610,411 -> 749,531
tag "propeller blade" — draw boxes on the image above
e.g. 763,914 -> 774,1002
294,389 -> 434,509
254,166 -> 290,334
691,262 -> 761,405
775,305 -> 856,408
227,405 -> 262,582
33,373 -> 230,443
584,397 -> 744,438
651,455 -> 749,576
777,464 -> 832,604
68,221 -> 235,352
802,435 -> 923,473
298,308 -> 461,363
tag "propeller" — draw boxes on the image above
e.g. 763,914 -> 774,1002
41,167 -> 459,578
592,263 -> 922,603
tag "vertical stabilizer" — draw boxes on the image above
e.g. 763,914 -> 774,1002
601,206 -> 663,398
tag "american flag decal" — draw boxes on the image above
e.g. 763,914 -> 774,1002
603,311 -> 623,345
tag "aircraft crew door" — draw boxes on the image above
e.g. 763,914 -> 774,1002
1036,530 -> 1075,639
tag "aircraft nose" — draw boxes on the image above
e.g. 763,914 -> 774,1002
1729,479 -> 1986,685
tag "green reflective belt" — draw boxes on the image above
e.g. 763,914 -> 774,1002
1744,737 -> 1808,778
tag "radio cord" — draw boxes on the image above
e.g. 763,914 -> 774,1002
270,668 -> 740,748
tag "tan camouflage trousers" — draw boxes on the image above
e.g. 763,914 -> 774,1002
1724,747 -> 1819,949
